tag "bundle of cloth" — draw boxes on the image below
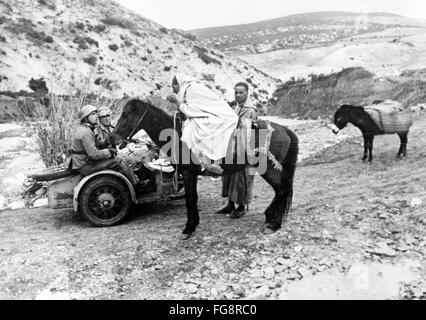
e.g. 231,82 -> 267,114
364,99 -> 413,133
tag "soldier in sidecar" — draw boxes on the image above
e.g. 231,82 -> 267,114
28,105 -> 184,227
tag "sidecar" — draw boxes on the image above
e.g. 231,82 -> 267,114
29,160 -> 185,227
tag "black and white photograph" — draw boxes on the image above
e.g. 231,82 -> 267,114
0,0 -> 425,301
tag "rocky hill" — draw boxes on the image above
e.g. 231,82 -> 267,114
271,67 -> 426,119
191,11 -> 426,55
0,0 -> 279,107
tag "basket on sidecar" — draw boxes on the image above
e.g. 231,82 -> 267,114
28,159 -> 185,227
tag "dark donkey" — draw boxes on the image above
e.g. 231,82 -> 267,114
331,105 -> 409,162
110,98 -> 299,239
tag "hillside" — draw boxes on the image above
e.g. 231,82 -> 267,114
191,11 -> 426,55
0,0 -> 278,106
241,25 -> 426,81
270,67 -> 426,119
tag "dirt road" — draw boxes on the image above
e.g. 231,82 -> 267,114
0,115 -> 425,300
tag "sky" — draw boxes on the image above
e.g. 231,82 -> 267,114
115,0 -> 426,30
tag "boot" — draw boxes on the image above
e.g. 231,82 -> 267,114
216,201 -> 235,214
227,204 -> 247,219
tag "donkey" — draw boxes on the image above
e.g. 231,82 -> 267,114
331,105 -> 409,162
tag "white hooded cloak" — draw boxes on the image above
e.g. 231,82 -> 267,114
174,74 -> 238,161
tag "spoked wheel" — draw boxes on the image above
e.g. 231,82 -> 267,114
79,176 -> 132,227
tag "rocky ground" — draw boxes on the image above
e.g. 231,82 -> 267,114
0,113 -> 425,300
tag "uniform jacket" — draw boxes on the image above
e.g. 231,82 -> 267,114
70,123 -> 111,169
95,123 -> 114,149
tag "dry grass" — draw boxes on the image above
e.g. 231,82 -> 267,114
29,92 -> 122,167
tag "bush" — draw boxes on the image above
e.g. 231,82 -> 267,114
101,17 -> 134,29
202,73 -> 215,82
37,0 -> 56,10
163,66 -> 171,72
75,22 -> 85,30
210,51 -> 224,59
159,27 -> 168,34
73,36 -> 88,50
26,30 -> 54,43
108,44 -> 119,51
0,35 -> 6,42
29,78 -> 49,95
131,30 -> 142,37
83,55 -> 97,66
94,24 -> 106,33
194,47 -> 222,65
30,94 -> 121,167
31,96 -> 79,166
85,36 -> 98,47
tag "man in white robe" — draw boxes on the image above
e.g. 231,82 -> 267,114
167,74 -> 238,174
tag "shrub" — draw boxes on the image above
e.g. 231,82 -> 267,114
29,94 -> 121,167
131,30 -> 142,37
73,36 -> 88,50
155,83 -> 162,90
37,0 -> 56,10
210,51 -> 224,59
159,27 -> 168,34
29,78 -> 49,95
101,17 -> 134,29
75,22 -> 85,30
123,40 -> 132,47
194,46 -> 222,65
83,55 -> 97,66
26,30 -> 54,43
0,35 -> 6,42
163,66 -> 171,72
108,44 -> 119,51
202,73 -> 215,82
94,24 -> 106,33
85,36 -> 98,47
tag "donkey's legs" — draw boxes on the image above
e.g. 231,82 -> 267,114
181,165 -> 200,237
362,133 -> 369,161
367,135 -> 374,162
397,132 -> 408,158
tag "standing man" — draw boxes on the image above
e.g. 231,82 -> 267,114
95,106 -> 114,149
70,104 -> 142,188
217,82 -> 258,218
